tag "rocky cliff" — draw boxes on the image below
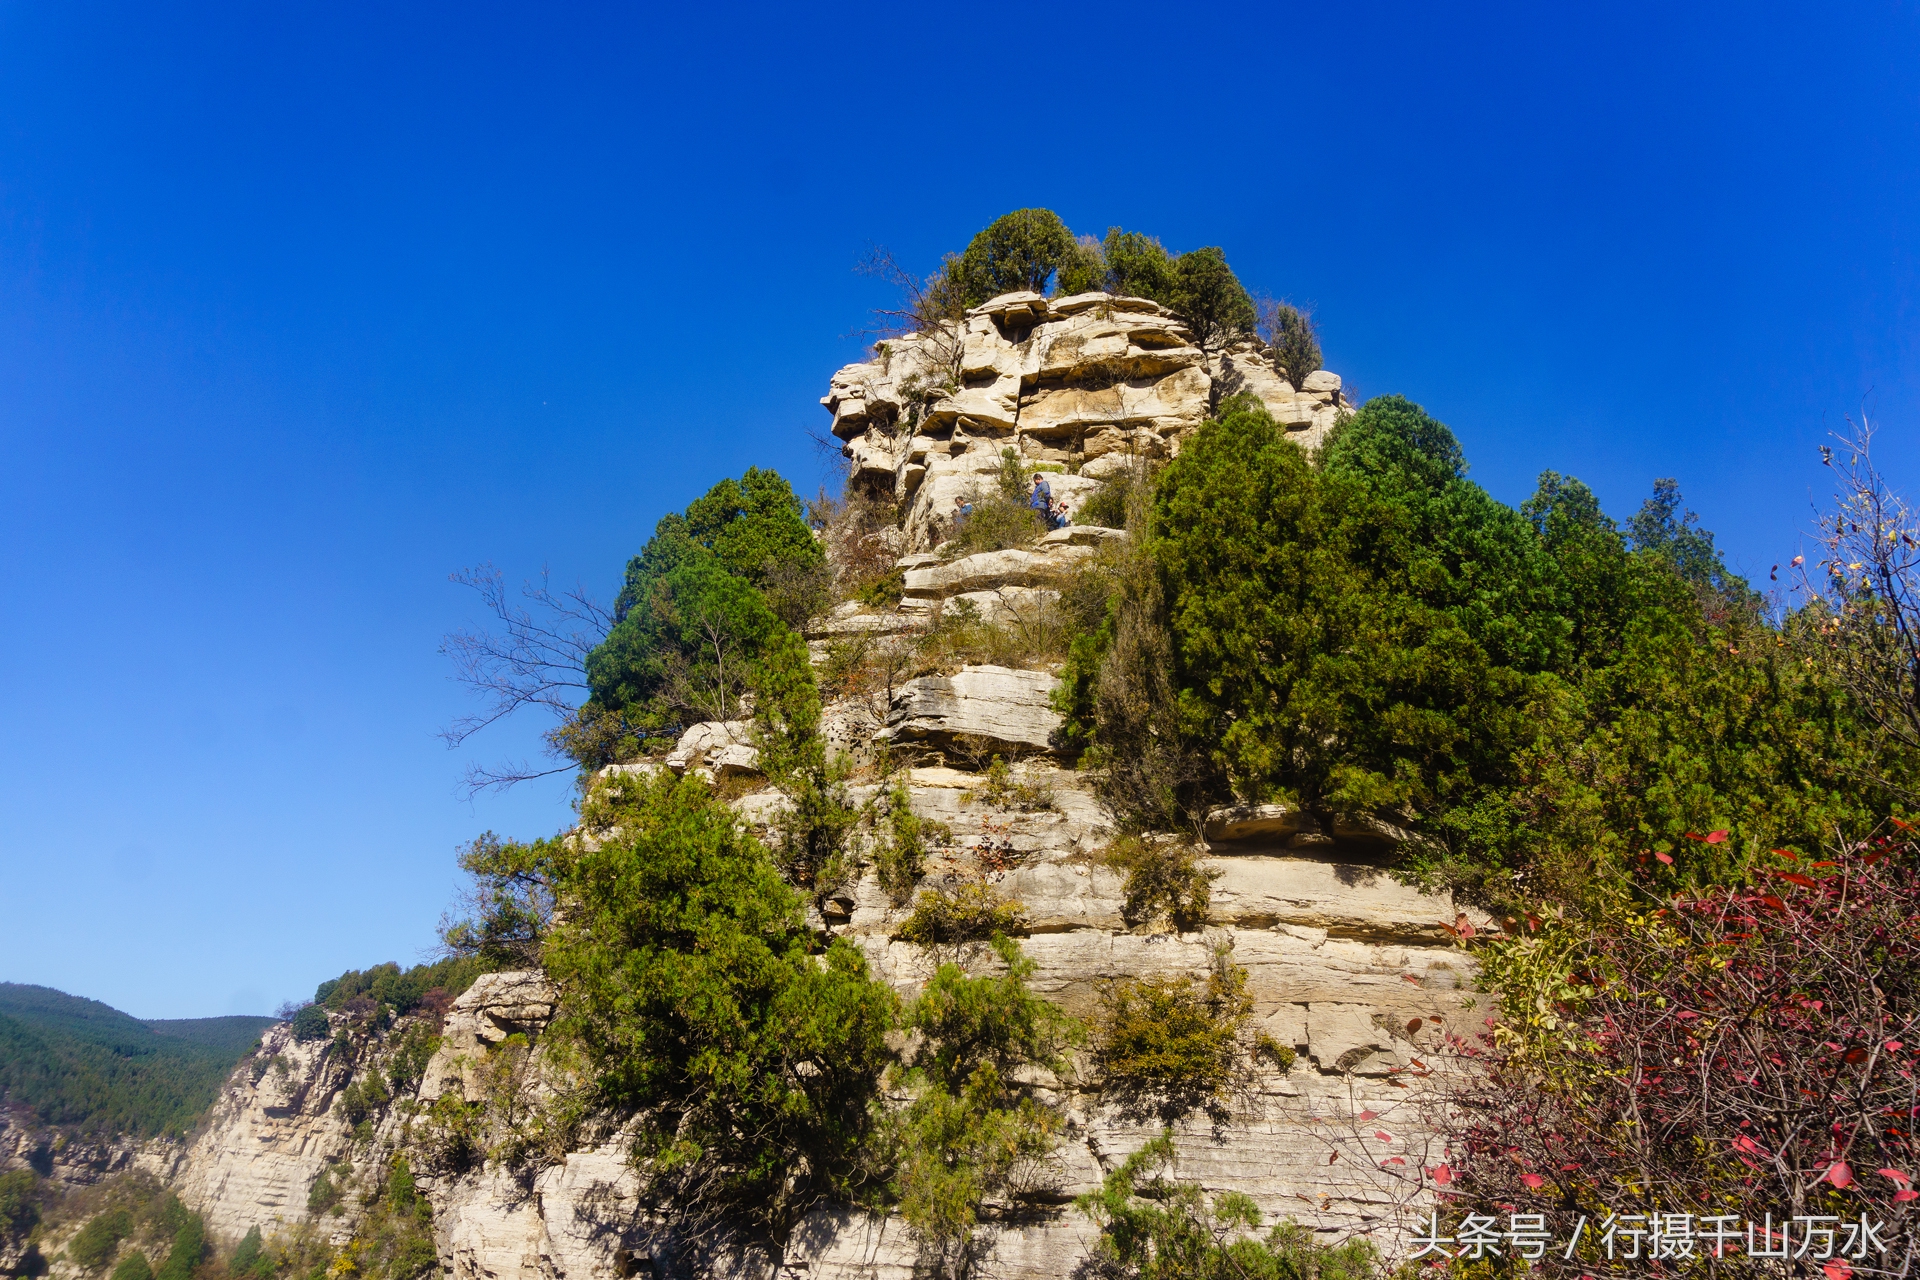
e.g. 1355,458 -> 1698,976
40,291 -> 1477,1280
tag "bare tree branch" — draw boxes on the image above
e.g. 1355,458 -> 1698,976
438,563 -> 615,797
439,563 -> 612,749
1796,415 -> 1920,756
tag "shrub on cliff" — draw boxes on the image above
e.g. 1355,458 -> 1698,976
1430,830 -> 1920,1278
1091,953 -> 1260,1124
1260,299 -> 1321,387
289,1004 -> 330,1042
1057,394 -> 1897,903
1102,229 -> 1179,304
891,936 -> 1081,1279
0,1171 -> 39,1254
67,1209 -> 133,1271
582,467 -> 822,747
939,208 -> 1077,309
1076,1133 -> 1383,1280
152,1212 -> 204,1280
450,770 -> 898,1240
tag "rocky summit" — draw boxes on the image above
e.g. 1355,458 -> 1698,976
7,291 -> 1482,1280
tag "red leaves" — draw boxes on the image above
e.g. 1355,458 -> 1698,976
1773,871 -> 1819,888
1429,1164 -> 1453,1186
1822,1160 -> 1854,1188
1825,1260 -> 1854,1280
1519,1172 -> 1545,1189
1374,1130 -> 1394,1143
1327,1150 -> 1339,1164
1880,1169 -> 1919,1202
1356,1110 -> 1378,1122
1761,894 -> 1787,912
1683,829 -> 1730,844
1845,1047 -> 1869,1065
1655,851 -> 1674,865
1402,973 -> 1422,984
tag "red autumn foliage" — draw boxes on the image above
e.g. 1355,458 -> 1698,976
1433,828 -> 1920,1277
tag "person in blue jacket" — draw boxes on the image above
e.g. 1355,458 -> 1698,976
1029,473 -> 1065,529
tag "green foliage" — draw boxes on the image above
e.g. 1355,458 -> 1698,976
1628,476 -> 1763,617
1050,455 -> 1215,829
1076,1132 -> 1384,1280
319,1157 -> 436,1280
0,1170 -> 40,1246
971,755 -> 1053,811
1073,480 -> 1129,530
1261,301 -> 1321,388
753,626 -> 860,891
153,1211 -> 205,1280
68,1209 -> 134,1271
110,1252 -> 153,1280
584,468 -> 821,744
942,449 -> 1045,557
1099,836 -> 1213,931
1055,234 -> 1108,297
383,1023 -> 441,1095
873,780 -> 936,905
0,984 -> 276,1138
588,554 -> 790,730
1168,247 -> 1257,347
1092,956 -> 1254,1123
892,937 -> 1079,1277
517,770 -> 898,1237
306,1168 -> 343,1217
1057,391 -> 1901,904
896,882 -> 1027,947
289,1005 -> 330,1042
337,1072 -> 391,1127
942,209 -> 1077,308
1102,229 -> 1180,304
442,833 -> 558,968
226,1227 -> 269,1280
1081,230 -> 1256,345
314,956 -> 484,1019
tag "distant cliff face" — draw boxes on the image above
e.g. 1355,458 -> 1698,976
42,292 -> 1473,1280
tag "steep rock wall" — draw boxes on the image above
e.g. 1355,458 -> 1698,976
148,290 -> 1471,1280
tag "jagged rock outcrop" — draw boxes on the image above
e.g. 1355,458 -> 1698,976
130,292 -> 1480,1280
823,290 -> 1346,552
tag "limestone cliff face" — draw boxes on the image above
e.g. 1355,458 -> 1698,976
170,1021 -> 363,1242
147,292 -> 1472,1280
821,290 -> 1345,552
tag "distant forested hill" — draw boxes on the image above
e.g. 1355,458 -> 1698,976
0,983 -> 276,1138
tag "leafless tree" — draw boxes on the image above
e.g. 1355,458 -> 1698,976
440,563 -> 613,795
1797,415 -> 1920,760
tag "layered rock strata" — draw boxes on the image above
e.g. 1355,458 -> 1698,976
821,291 -> 1347,552
115,292 -> 1479,1280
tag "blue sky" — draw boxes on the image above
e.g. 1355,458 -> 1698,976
2,1 -> 1916,1018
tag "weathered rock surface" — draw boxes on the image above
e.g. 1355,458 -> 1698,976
878,664 -> 1062,756
110,301 -> 1466,1280
824,291 -> 1348,553
170,1018 -> 361,1242
420,971 -> 559,1105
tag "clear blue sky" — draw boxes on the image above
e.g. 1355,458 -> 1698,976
3,1 -> 1916,1018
